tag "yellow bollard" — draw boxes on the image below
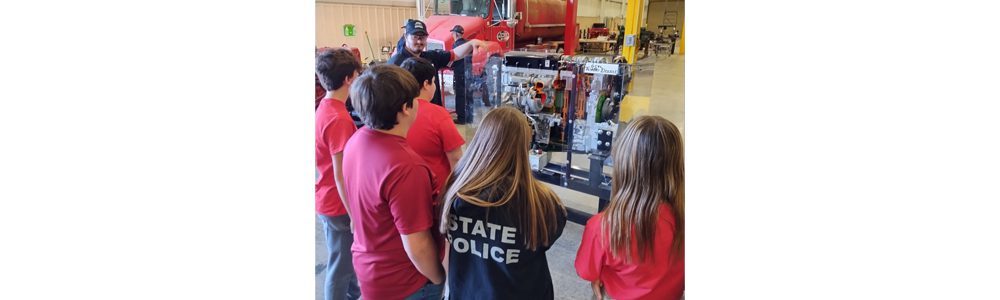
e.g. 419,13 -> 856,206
618,95 -> 650,122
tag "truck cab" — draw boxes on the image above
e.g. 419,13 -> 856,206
423,0 -> 568,74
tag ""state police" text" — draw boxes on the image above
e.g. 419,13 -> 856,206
447,214 -> 521,264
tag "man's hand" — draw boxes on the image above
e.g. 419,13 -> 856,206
473,39 -> 487,51
451,39 -> 489,62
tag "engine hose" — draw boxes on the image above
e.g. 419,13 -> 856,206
595,95 -> 607,122
554,90 -> 564,110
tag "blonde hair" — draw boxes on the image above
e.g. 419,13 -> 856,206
603,116 -> 684,263
439,106 -> 565,250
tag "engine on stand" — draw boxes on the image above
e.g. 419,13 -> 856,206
497,52 -> 568,151
474,51 -> 632,224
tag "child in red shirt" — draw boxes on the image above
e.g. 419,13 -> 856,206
315,48 -> 362,300
399,57 -> 465,193
575,116 -> 685,300
343,64 -> 446,300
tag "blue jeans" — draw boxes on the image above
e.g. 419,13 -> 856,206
319,214 -> 361,300
403,282 -> 443,300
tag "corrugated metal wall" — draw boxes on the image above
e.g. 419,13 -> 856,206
316,3 -> 420,63
646,0 -> 684,31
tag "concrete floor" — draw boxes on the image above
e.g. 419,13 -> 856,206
316,54 -> 684,299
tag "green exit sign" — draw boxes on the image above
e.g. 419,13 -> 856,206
343,24 -> 355,37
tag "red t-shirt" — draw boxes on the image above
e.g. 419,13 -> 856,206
315,98 -> 356,216
343,127 -> 442,299
406,98 -> 465,192
575,203 -> 685,300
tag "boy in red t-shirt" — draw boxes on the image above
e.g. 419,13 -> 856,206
343,64 -> 446,300
315,48 -> 362,300
399,57 -> 465,193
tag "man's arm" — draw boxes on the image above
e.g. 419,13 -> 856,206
401,230 -> 446,284
446,148 -> 463,170
439,114 -> 466,170
449,39 -> 487,62
333,152 -> 351,214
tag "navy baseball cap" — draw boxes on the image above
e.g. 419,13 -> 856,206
405,20 -> 428,36
450,25 -> 464,34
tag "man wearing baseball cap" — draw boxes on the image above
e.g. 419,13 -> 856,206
388,19 -> 486,107
449,25 -> 472,124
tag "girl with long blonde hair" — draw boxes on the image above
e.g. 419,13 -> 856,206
575,115 -> 685,300
438,106 -> 567,299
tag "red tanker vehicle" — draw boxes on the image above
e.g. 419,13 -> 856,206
422,0 -> 578,74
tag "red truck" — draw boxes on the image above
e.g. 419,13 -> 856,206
421,0 -> 577,74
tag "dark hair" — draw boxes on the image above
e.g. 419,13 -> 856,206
399,57 -> 436,86
316,48 -> 362,92
349,64 -> 420,130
